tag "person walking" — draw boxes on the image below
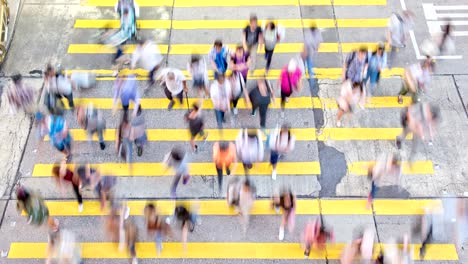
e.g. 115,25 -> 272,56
387,11 -> 413,68
302,218 -> 335,258
76,103 -> 106,150
116,112 -> 133,163
208,39 -> 230,80
130,106 -> 147,157
112,75 -> 141,117
246,78 -> 275,129
185,102 -> 208,153
131,38 -> 163,89
213,141 -> 237,192
157,67 -> 189,110
235,128 -> 264,177
263,21 -> 282,74
187,54 -> 209,98
43,64 -> 75,110
302,22 -> 323,95
210,73 -> 232,129
163,147 -> 190,198
144,203 -> 172,255
272,187 -> 296,241
268,124 -> 295,180
397,58 -> 434,104
243,14 -> 263,74
230,44 -> 251,83
52,161 -> 84,213
396,102 -> 440,156
342,47 -> 368,87
366,153 -> 402,208
44,113 -> 73,161
365,42 -> 387,96
173,204 -> 199,250
335,80 -> 366,127
7,73 -> 35,114
16,186 -> 49,226
226,70 -> 245,116
238,179 -> 256,233
277,59 -> 302,117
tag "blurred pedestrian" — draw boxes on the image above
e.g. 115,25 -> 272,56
157,67 -> 189,110
7,73 -> 35,114
163,146 -> 190,198
268,124 -> 295,180
437,22 -> 455,55
229,44 -> 251,83
112,75 -> 141,117
210,73 -> 232,129
396,103 -> 440,156
277,58 -> 302,117
342,47 -> 368,87
44,113 -> 73,161
302,22 -> 323,90
124,220 -> 139,264
263,20 -> 283,73
246,78 -> 275,129
366,153 -> 401,208
226,70 -> 245,116
95,176 -> 117,210
116,112 -> 133,163
43,64 -> 75,111
235,128 -> 264,177
340,228 -> 375,264
130,105 -> 147,157
272,187 -> 296,241
144,203 -> 172,255
213,141 -> 237,192
75,162 -> 101,189
243,14 -> 263,74
238,179 -> 256,233
227,177 -> 241,207
364,42 -> 387,96
46,228 -> 83,264
173,204 -> 199,250
52,160 -> 83,212
76,103 -> 106,150
208,39 -> 229,80
131,38 -> 163,89
387,11 -> 413,68
184,102 -> 208,153
417,207 -> 434,259
187,54 -> 209,98
302,218 -> 335,258
16,186 -> 49,226
398,58 -> 434,104
336,80 -> 365,127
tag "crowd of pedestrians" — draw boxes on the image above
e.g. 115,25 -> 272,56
5,3 -> 463,263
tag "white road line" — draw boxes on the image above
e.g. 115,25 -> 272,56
434,5 -> 468,11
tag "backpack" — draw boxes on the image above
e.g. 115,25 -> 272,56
48,115 -> 67,146
26,195 -> 49,225
215,47 -> 228,73
345,51 -> 356,76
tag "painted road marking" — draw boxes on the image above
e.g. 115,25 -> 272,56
68,43 -> 387,54
70,68 -> 405,80
32,161 -> 431,177
81,0 -> 387,7
70,97 -> 413,110
8,242 -> 456,260
27,199 -> 442,216
43,128 -> 411,142
74,19 -> 389,29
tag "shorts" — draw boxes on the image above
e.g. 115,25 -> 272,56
192,77 -> 205,89
190,127 -> 204,138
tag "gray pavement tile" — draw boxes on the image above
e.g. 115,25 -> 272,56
172,7 -> 303,20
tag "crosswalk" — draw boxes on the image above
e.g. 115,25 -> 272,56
6,0 -> 463,263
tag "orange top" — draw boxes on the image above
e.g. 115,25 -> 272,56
213,142 -> 236,167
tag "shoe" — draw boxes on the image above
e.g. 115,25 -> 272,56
233,108 -> 238,115
271,169 -> 277,180
137,146 -> 143,156
336,121 -> 342,127
285,97 -> 289,103
396,138 -> 402,149
167,101 -> 175,110
398,95 -> 403,104
226,168 -> 231,176
112,71 -> 118,77
78,204 -> 83,213
99,142 -> 106,150
193,145 -> 198,153
251,110 -> 256,116
419,246 -> 426,259
274,206 -> 280,214
278,226 -> 285,241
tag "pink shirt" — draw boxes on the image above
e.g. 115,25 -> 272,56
280,66 -> 302,93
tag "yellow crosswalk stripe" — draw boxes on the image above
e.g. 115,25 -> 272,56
74,18 -> 389,29
32,160 -> 431,177
43,128 -> 410,142
71,97 -> 412,110
37,199 -> 442,216
81,0 -> 386,7
8,242 -> 457,260
68,43 -> 385,54
32,162 -> 322,177
70,68 -> 404,80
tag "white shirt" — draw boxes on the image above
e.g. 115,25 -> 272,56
210,80 -> 232,111
158,68 -> 186,95
131,41 -> 163,71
